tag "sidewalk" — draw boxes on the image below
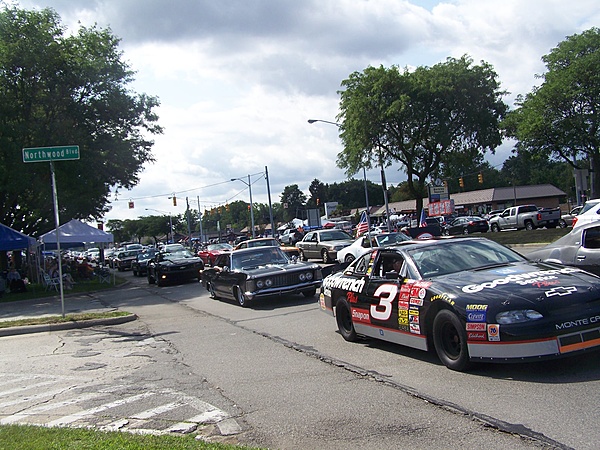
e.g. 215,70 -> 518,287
0,293 -> 136,336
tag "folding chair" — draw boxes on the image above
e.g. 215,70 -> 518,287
95,266 -> 111,284
43,272 -> 60,292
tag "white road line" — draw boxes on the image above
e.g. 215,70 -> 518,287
0,380 -> 58,397
131,401 -> 186,419
46,391 -> 156,427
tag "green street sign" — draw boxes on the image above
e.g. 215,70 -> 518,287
22,145 -> 80,163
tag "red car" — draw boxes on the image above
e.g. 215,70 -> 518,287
197,243 -> 233,266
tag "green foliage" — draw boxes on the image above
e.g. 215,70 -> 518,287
0,6 -> 162,236
337,56 -> 507,214
505,28 -> 600,195
280,184 -> 307,221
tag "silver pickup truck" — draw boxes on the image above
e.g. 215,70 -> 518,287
489,205 -> 561,231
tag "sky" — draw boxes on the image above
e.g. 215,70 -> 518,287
10,0 -> 600,223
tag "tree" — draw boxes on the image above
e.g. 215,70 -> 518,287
504,28 -> 600,196
0,6 -> 162,235
280,184 -> 307,222
337,56 -> 507,214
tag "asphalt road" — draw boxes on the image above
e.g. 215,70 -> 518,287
1,265 -> 599,449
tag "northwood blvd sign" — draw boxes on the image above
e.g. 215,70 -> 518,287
22,145 -> 80,162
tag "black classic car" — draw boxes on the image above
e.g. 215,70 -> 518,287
147,246 -> 204,286
201,246 -> 323,307
320,236 -> 600,371
132,248 -> 158,276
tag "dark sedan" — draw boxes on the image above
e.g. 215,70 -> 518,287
442,216 -> 489,235
132,248 -> 158,276
201,246 -> 322,307
526,222 -> 600,276
147,247 -> 204,286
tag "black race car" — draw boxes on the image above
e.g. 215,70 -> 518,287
319,236 -> 600,371
201,246 -> 323,307
132,248 -> 158,276
147,247 -> 204,286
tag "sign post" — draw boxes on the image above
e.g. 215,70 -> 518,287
23,145 -> 80,317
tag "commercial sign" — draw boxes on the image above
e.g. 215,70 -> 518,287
22,145 -> 80,163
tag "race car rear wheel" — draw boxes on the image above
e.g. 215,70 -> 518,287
336,299 -> 357,342
433,310 -> 470,371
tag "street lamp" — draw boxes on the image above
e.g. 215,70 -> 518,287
231,175 -> 255,238
308,118 -> 373,234
145,208 -> 173,244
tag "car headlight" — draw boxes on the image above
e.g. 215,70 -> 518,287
496,310 -> 543,324
265,279 -> 273,287
299,273 -> 306,281
305,272 -> 313,281
256,280 -> 264,289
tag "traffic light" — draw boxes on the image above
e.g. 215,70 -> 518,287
478,172 -> 483,184
459,177 -> 464,188
172,196 -> 177,206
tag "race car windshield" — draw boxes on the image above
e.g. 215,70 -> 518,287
407,239 -> 525,278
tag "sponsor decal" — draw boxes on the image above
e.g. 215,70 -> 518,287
323,288 -> 331,297
409,297 -> 424,307
347,291 -> 359,303
398,310 -> 409,326
531,280 -> 560,288
319,294 -> 326,310
409,314 -> 420,324
556,315 -> 600,330
466,322 -> 486,331
487,324 -> 500,341
398,300 -> 409,310
461,267 -> 580,294
430,293 -> 455,305
410,323 -> 421,334
467,312 -> 486,322
466,304 -> 488,311
545,286 -> 577,297
491,267 -> 522,275
351,308 -> 371,323
467,331 -> 487,341
323,275 -> 366,293
399,324 -> 410,332
399,291 -> 410,302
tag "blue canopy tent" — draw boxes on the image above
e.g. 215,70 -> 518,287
39,219 -> 113,250
0,223 -> 36,251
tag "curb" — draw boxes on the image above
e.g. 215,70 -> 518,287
0,313 -> 138,337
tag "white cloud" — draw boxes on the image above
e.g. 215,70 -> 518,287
13,0 -> 600,221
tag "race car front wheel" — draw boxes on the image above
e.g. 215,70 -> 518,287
433,310 -> 471,372
336,299 -> 357,342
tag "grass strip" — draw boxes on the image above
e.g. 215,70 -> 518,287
0,311 -> 132,329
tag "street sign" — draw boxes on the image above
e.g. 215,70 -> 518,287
22,145 -> 80,163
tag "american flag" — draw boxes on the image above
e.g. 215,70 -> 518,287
356,211 -> 370,237
419,209 -> 428,227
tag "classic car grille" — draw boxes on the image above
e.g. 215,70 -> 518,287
269,272 -> 305,288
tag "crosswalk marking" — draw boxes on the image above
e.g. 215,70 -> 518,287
1,392 -> 101,425
46,391 -> 157,427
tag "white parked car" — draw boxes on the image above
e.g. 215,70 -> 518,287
336,232 -> 411,263
572,199 -> 600,229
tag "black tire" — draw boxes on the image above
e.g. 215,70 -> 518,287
559,219 -> 567,228
525,221 -> 535,231
132,269 -> 138,277
236,286 -> 250,307
298,249 -> 307,261
462,228 -> 469,235
336,299 -> 357,342
432,310 -> 471,371
208,282 -> 219,299
302,288 -> 316,298
491,224 -> 500,232
344,254 -> 355,263
322,249 -> 332,264
148,272 -> 155,285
